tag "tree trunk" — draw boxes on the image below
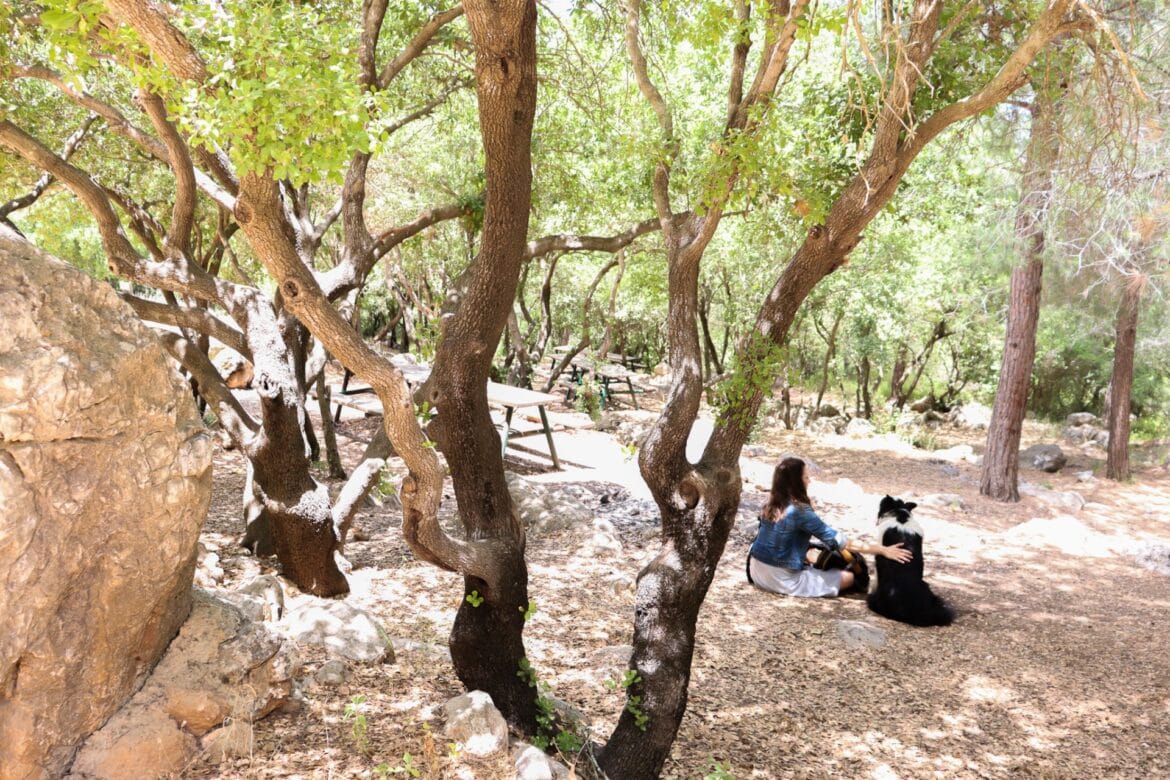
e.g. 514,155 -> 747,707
316,373 -> 347,479
598,471 -> 741,778
981,94 -> 1060,502
242,375 -> 349,596
1106,277 -> 1142,481
422,0 -> 539,732
813,310 -> 842,411
980,259 -> 1043,501
889,347 -> 908,406
858,355 -> 872,418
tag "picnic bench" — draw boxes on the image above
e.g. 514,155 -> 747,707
552,349 -> 646,410
325,364 -> 564,469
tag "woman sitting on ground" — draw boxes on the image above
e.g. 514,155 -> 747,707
748,456 -> 912,598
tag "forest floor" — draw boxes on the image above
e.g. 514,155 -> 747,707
180,376 -> 1170,780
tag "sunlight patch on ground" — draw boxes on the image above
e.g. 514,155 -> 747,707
1006,516 -> 1120,557
963,675 -> 1016,703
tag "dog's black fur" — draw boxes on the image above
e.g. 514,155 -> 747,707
866,495 -> 954,627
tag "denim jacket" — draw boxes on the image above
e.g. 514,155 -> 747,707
749,503 -> 848,571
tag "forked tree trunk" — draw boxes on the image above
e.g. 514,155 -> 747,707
1106,276 -> 1142,481
813,309 -> 842,411
981,94 -> 1060,502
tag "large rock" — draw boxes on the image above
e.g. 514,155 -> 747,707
950,402 -> 992,430
0,237 -> 212,779
1018,482 -> 1086,512
506,472 -> 593,535
70,590 -> 300,777
1020,443 -> 1067,473
1066,412 -> 1100,427
280,597 -> 394,663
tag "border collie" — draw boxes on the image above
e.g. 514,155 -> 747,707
866,495 -> 954,627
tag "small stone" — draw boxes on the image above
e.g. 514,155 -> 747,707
845,418 -> 875,437
1066,412 -> 1100,427
443,691 -> 509,757
919,493 -> 966,510
1020,444 -> 1067,473
835,620 -> 888,649
514,741 -> 571,779
314,659 -> 348,687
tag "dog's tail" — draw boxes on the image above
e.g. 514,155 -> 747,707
909,586 -> 955,627
745,551 -> 754,585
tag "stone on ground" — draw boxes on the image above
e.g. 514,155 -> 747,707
281,597 -> 394,663
514,741 -> 571,779
950,402 -> 992,429
443,690 -> 509,757
0,237 -> 212,778
1018,482 -> 1085,512
836,620 -> 888,649
1020,443 -> 1067,473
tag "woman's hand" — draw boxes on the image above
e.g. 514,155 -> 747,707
882,542 -> 913,564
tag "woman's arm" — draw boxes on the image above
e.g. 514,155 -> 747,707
847,539 -> 913,563
794,505 -> 849,551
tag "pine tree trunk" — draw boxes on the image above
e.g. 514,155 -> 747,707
1106,278 -> 1141,481
981,94 -> 1060,502
980,258 -> 1043,501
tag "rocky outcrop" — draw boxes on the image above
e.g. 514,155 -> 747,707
0,237 -> 212,780
69,591 -> 300,777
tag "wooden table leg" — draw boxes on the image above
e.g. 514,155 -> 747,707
538,405 -> 561,470
626,377 -> 639,409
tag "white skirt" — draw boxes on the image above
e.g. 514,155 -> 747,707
749,556 -> 842,598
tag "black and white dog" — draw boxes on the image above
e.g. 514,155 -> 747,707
866,495 -> 954,627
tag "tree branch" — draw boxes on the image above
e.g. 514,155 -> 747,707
332,457 -> 386,547
137,88 -> 197,258
0,114 -> 97,223
625,0 -> 675,227
377,4 -> 466,89
5,63 -> 236,210
727,0 -> 751,125
0,120 -> 239,308
104,0 -> 209,83
523,214 -> 665,259
122,293 -> 250,358
156,330 -> 258,443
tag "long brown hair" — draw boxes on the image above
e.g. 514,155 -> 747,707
763,457 -> 810,522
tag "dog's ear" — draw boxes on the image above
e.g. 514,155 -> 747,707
904,501 -> 917,512
878,495 -> 896,515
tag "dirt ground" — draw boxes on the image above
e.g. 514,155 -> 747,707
179,381 -> 1170,780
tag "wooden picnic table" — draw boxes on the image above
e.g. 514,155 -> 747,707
554,353 -> 646,410
325,362 -> 564,469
